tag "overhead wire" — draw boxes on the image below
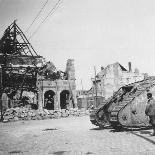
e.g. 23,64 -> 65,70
29,0 -> 62,39
25,0 -> 49,33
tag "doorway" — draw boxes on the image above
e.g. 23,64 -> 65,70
60,90 -> 70,109
44,90 -> 55,110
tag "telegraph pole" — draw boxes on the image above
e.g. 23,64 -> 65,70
94,66 -> 97,108
81,79 -> 84,93
0,65 -> 3,121
81,79 -> 85,109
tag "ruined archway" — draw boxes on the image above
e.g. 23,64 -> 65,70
44,90 -> 55,110
60,90 -> 70,109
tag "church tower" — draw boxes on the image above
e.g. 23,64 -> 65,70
66,59 -> 75,80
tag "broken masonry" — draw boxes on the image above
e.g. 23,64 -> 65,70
0,21 -> 77,117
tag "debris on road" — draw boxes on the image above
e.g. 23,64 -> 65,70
1,107 -> 89,122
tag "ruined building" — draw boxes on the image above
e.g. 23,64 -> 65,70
37,59 -> 77,110
0,21 -> 77,111
88,62 -> 146,107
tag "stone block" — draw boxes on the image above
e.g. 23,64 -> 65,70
48,110 -> 54,115
14,116 -> 19,121
54,110 -> 61,118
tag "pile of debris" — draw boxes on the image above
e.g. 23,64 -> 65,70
2,107 -> 89,122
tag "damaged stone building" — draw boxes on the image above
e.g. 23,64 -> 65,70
37,59 -> 77,111
87,62 -> 147,107
0,21 -> 77,113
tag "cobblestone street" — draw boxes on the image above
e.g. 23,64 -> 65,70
0,116 -> 155,155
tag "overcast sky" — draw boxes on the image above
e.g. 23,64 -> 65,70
1,0 -> 155,90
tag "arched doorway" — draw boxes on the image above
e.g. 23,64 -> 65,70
44,90 -> 55,110
60,90 -> 70,109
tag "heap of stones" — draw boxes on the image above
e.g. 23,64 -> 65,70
2,107 -> 89,122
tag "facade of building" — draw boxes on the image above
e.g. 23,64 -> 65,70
76,90 -> 88,109
37,59 -> 77,110
88,62 -> 146,105
0,22 -> 77,112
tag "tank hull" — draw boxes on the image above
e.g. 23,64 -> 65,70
117,92 -> 150,127
90,77 -> 155,129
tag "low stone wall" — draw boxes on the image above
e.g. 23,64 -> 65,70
1,108 -> 90,122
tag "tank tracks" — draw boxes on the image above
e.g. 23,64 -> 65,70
91,77 -> 155,128
110,78 -> 155,128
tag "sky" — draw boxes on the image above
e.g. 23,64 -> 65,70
1,0 -> 155,90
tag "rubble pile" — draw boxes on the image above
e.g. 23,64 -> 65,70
2,108 -> 89,122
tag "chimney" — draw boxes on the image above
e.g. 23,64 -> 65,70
128,62 -> 132,72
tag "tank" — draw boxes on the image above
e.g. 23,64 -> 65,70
89,98 -> 112,128
90,77 -> 155,129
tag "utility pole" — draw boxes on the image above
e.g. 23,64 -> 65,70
0,65 -> 3,121
81,79 -> 84,92
81,79 -> 85,109
94,66 -> 98,108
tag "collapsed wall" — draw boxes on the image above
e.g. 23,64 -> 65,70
2,107 -> 89,122
0,21 -> 77,122
37,59 -> 77,112
89,62 -> 145,103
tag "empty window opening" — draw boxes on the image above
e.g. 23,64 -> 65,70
44,90 -> 55,110
60,90 -> 70,109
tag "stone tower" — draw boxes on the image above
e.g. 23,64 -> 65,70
65,59 -> 77,108
66,59 -> 75,80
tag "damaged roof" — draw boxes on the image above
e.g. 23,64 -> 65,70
119,64 -> 127,71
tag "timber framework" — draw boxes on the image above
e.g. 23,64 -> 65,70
0,21 -> 77,112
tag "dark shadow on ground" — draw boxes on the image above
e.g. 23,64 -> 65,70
90,126 -> 113,130
42,128 -> 58,131
9,150 -> 23,154
52,151 -> 69,155
130,131 -> 155,145
140,130 -> 151,135
85,151 -> 93,154
110,126 -> 152,133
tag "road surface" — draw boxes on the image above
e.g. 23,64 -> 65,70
0,116 -> 155,155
